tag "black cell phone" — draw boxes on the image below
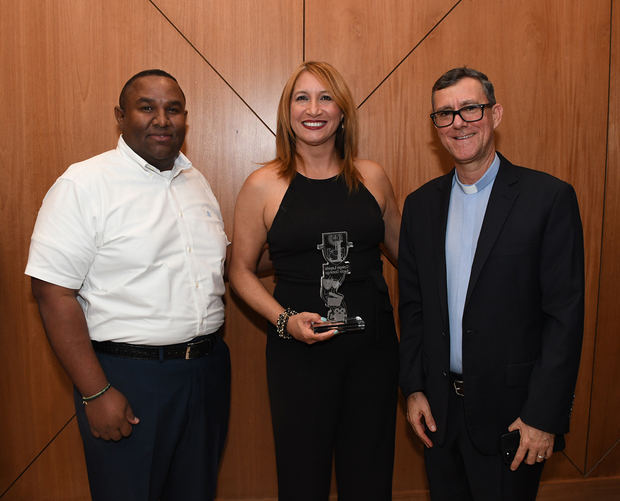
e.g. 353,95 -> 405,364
500,430 -> 520,466
500,429 -> 565,466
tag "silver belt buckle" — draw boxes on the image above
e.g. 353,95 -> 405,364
453,379 -> 464,397
185,340 -> 199,360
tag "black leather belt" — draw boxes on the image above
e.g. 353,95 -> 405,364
450,372 -> 464,397
92,334 -> 219,360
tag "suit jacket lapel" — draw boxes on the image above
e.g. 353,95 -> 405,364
433,172 -> 453,328
465,156 -> 520,307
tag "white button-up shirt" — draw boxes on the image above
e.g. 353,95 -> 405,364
26,136 -> 228,345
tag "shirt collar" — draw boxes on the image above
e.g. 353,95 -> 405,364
117,135 -> 192,178
452,153 -> 500,195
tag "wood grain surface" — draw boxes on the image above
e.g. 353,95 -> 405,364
0,0 -> 617,499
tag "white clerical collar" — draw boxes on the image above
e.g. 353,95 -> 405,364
453,154 -> 500,195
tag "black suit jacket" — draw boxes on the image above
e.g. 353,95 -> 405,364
398,153 -> 584,455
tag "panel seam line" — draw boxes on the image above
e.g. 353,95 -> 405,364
358,0 -> 463,109
148,0 -> 275,136
584,0 -> 615,473
0,414 -> 76,499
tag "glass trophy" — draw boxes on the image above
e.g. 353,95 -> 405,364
313,231 -> 366,334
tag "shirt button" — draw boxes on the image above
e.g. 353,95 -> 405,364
442,371 -> 448,377
187,246 -> 192,253
195,282 -> 200,289
179,211 -> 184,218
441,331 -> 447,337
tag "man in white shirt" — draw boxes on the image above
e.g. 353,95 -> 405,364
26,69 -> 230,501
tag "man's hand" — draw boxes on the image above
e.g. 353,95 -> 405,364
84,387 -> 140,441
406,391 -> 436,448
31,278 -> 140,441
508,417 -> 554,471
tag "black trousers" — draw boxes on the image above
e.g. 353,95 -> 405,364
75,336 -> 231,501
424,388 -> 543,501
266,329 -> 398,501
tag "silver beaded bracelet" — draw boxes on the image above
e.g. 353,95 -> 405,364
276,308 -> 297,339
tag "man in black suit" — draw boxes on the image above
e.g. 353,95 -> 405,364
398,67 -> 584,500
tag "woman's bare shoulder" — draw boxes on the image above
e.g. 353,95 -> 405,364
241,163 -> 288,194
245,162 -> 282,185
354,158 -> 391,188
355,158 -> 386,177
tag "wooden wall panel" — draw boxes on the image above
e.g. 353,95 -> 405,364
305,0 -> 457,105
0,1 -> 117,492
153,0 -> 302,132
587,441 -> 620,478
537,477 -> 620,500
587,0 -> 620,474
1,0 -> 619,499
218,281 -> 278,498
2,419 -> 89,501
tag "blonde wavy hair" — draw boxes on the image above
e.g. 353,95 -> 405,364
268,61 -> 361,190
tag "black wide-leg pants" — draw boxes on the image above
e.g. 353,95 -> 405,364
267,329 -> 398,501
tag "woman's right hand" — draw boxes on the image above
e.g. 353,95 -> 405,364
286,312 -> 337,344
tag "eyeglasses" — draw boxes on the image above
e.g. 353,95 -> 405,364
430,103 -> 492,128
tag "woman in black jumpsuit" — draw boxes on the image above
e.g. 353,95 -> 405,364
230,61 -> 401,501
